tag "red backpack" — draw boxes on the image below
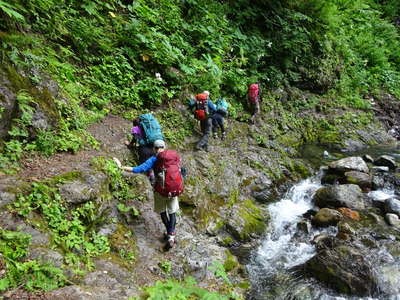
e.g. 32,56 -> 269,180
154,150 -> 184,198
194,93 -> 208,121
248,83 -> 259,103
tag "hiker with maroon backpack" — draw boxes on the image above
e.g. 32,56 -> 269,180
248,83 -> 262,124
120,139 -> 184,250
188,91 -> 216,152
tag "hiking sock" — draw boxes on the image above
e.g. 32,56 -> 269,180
168,213 -> 176,234
160,212 -> 169,233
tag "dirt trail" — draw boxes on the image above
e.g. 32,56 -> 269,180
14,115 -> 173,294
18,115 -> 131,180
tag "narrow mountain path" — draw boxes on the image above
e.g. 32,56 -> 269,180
18,114 -> 130,180
10,114 -> 226,299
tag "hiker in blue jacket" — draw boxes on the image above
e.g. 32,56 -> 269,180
121,140 -> 183,250
188,91 -> 216,152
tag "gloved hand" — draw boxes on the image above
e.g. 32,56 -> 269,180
113,157 -> 122,168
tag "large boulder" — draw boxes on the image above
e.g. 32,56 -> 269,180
341,171 -> 371,190
374,155 -> 397,170
305,245 -> 379,296
58,172 -> 108,204
312,208 -> 342,227
313,184 -> 365,210
385,198 -> 400,216
385,213 -> 400,227
328,157 -> 369,174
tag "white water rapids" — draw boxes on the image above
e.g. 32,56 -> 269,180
247,172 -> 400,300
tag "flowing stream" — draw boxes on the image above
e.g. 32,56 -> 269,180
247,146 -> 400,300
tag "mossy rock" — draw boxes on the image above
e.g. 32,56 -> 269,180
223,250 -> 239,272
225,199 -> 267,242
108,223 -> 137,268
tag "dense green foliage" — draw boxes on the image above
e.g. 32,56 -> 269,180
133,276 -> 239,300
14,182 -> 110,271
0,229 -> 66,291
0,0 -> 399,169
0,0 -> 399,295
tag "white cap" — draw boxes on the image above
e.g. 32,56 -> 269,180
203,90 -> 210,96
153,140 -> 166,148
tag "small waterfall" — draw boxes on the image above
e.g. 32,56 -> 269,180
247,173 -> 400,300
247,174 -> 326,299
253,177 -> 322,274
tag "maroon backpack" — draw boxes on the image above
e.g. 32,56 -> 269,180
154,150 -> 184,198
248,83 -> 259,103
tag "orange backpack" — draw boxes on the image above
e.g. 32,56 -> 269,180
194,93 -> 208,120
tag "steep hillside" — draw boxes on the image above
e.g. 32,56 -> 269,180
0,0 -> 400,298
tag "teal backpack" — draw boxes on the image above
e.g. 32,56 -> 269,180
216,98 -> 229,116
138,113 -> 164,146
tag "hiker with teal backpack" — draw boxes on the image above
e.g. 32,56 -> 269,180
125,114 -> 164,185
211,97 -> 229,139
118,140 -> 184,250
188,91 -> 216,152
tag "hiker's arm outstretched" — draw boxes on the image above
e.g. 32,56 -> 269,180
122,156 -> 157,173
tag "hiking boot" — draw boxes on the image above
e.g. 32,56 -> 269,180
203,144 -> 209,152
195,144 -> 203,151
221,132 -> 226,140
213,132 -> 218,139
165,233 -> 176,250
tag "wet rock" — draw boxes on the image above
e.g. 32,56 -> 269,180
253,189 -> 274,203
313,184 -> 365,210
337,207 -> 360,221
341,140 -> 365,153
341,171 -> 371,190
297,219 -> 311,234
337,221 -> 355,235
362,154 -> 374,163
302,208 -> 318,219
371,175 -> 385,190
59,172 -> 108,204
311,234 -> 336,250
305,245 -> 379,296
224,200 -> 266,242
384,198 -> 400,216
328,157 -> 369,174
321,173 -> 341,185
385,213 -> 400,227
374,155 -> 397,170
371,166 -> 389,172
230,242 -> 257,265
312,208 -> 342,227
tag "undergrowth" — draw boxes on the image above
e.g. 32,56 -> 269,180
0,229 -> 66,292
0,0 -> 399,172
13,182 -> 110,272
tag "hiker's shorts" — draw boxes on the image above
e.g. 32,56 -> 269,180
154,192 -> 179,214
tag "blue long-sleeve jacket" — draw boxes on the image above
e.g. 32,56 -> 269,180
188,98 -> 216,113
131,155 -> 157,173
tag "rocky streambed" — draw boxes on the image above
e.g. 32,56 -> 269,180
248,148 -> 400,300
